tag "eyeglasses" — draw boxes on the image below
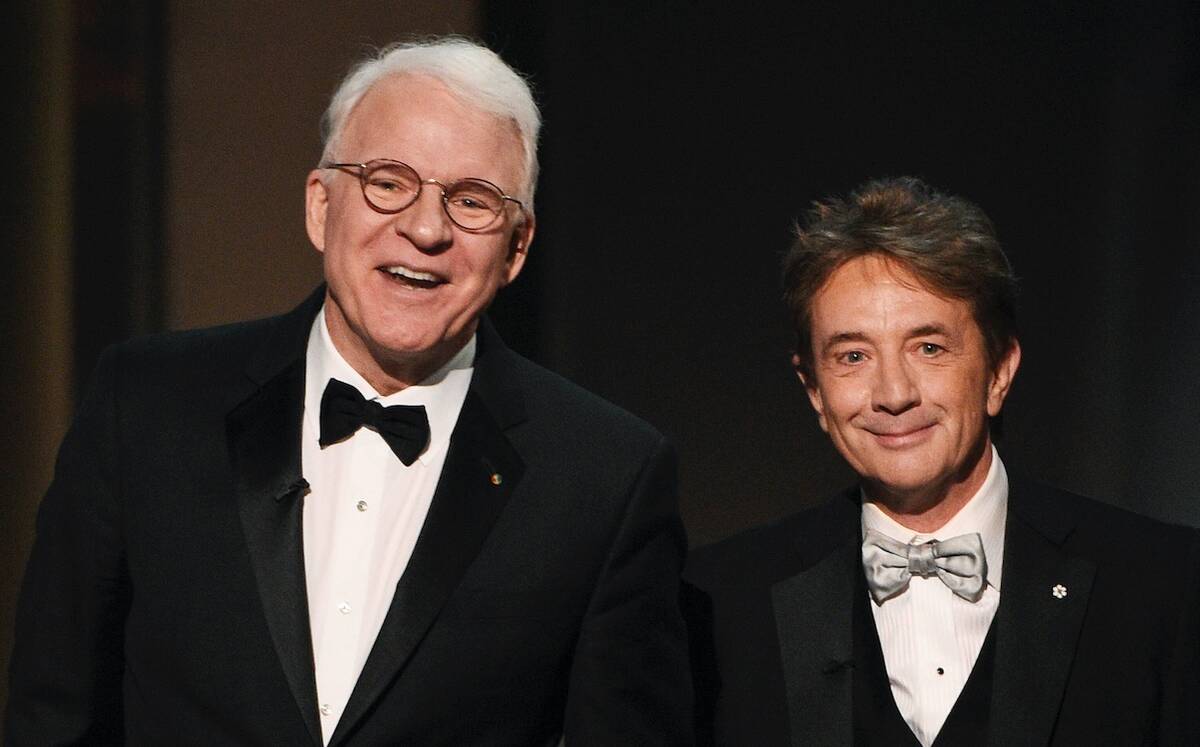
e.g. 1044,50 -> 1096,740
322,159 -> 525,231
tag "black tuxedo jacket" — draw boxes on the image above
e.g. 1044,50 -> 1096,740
6,289 -> 693,745
684,476 -> 1200,746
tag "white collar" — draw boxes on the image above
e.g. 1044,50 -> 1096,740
861,445 -> 1008,591
303,305 -> 475,466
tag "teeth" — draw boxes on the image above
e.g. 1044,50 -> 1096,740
384,265 -> 440,283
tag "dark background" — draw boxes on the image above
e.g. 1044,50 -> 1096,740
4,0 -> 1199,716
492,1 -> 1200,537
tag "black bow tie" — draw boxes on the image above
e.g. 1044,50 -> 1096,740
318,378 -> 430,466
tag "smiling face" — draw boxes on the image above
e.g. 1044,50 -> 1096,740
305,73 -> 534,393
798,254 -> 1020,521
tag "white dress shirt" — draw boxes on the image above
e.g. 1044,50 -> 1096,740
860,446 -> 1008,747
301,307 -> 474,743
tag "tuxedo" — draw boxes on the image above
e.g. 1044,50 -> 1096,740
6,288 -> 692,745
684,475 -> 1200,746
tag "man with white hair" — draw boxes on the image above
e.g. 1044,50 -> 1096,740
6,38 -> 692,745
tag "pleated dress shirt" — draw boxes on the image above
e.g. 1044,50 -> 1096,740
860,446 -> 1008,746
300,307 -> 474,743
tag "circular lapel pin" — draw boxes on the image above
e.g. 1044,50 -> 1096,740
1052,584 -> 1067,599
489,473 -> 503,486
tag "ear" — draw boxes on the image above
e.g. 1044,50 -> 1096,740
793,353 -> 830,433
305,170 -> 329,253
986,338 -> 1021,417
501,212 -> 535,286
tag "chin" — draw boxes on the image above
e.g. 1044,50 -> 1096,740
378,320 -> 477,360
862,461 -> 946,501
877,476 -> 942,501
371,334 -> 443,360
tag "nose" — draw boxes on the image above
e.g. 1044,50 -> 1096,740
392,184 -> 453,252
871,353 -> 920,415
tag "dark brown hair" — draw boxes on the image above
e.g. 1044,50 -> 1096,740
784,176 -> 1018,379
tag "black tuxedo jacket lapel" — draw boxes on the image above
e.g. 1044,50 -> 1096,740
772,492 -> 860,747
225,297 -> 528,745
768,478 -> 1101,747
988,479 -> 1096,747
227,289 -> 326,746
329,319 -> 527,746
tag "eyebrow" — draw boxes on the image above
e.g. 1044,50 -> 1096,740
819,331 -> 870,357
909,323 -> 951,338
818,324 -> 953,356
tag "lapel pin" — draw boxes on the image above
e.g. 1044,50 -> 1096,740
1052,584 -> 1067,599
489,472 -> 503,486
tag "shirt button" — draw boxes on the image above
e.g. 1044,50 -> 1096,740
338,602 -> 352,615
320,703 -> 331,716
356,500 -> 368,512
936,667 -> 945,676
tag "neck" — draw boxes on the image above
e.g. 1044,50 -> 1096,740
323,306 -> 471,397
865,441 -> 994,534
349,348 -> 451,396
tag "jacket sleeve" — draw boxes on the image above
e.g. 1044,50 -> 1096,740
5,346 -> 129,745
563,436 -> 694,745
1158,526 -> 1200,745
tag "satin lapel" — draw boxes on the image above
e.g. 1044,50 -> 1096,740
771,496 -> 860,747
988,484 -> 1096,747
331,378 -> 525,745
228,357 -> 321,746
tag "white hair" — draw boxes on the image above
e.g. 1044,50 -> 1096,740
320,37 -> 541,207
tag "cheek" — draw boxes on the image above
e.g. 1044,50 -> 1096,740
326,198 -> 389,248
821,380 -> 868,423
935,370 -> 993,433
467,242 -> 519,284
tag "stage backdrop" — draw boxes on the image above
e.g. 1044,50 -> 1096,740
489,2 -> 1200,543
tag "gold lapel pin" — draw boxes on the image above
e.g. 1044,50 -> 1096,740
489,473 -> 503,486
1052,584 -> 1067,599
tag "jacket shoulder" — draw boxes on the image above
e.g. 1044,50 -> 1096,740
114,313 -> 290,365
685,491 -> 858,591
109,287 -> 321,378
86,302 -> 313,417
495,347 -> 667,448
1012,477 -> 1200,549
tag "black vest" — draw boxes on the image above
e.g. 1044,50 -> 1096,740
851,570 -> 998,746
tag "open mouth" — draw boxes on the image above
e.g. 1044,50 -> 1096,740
381,264 -> 445,290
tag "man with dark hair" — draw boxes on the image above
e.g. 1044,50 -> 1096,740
6,38 -> 692,745
685,177 -> 1200,745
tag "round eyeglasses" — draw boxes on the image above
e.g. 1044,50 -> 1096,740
322,159 -> 525,231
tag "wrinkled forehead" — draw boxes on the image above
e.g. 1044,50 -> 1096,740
808,254 -> 980,340
832,253 -> 948,296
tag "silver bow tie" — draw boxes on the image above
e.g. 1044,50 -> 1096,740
861,528 -> 988,603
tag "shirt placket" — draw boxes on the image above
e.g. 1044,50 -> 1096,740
316,433 -> 377,735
